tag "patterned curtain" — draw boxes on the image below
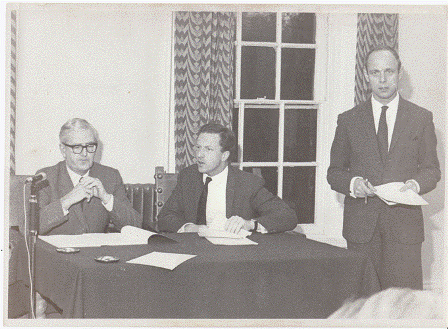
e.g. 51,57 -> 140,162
10,10 -> 17,175
174,12 -> 236,172
354,13 -> 399,105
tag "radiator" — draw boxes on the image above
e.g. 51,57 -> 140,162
124,183 -> 155,231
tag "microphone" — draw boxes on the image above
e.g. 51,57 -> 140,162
25,172 -> 47,184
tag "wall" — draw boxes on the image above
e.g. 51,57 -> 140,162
13,3 -> 173,183
399,12 -> 446,292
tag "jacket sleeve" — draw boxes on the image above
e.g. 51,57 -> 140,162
107,169 -> 143,230
250,181 -> 298,233
38,186 -> 68,235
412,111 -> 441,194
156,170 -> 188,232
327,113 -> 355,196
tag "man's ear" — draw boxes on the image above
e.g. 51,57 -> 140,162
59,143 -> 67,159
222,150 -> 230,163
363,67 -> 370,82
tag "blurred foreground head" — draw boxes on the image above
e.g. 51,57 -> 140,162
328,288 -> 443,319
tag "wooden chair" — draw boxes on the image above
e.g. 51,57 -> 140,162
153,166 -> 178,220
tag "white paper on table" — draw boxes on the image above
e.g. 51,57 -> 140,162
205,237 -> 258,245
126,252 -> 196,270
198,227 -> 251,239
374,182 -> 428,206
39,226 -> 162,248
39,233 -> 119,248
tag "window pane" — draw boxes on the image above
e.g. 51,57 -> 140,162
283,167 -> 315,224
242,12 -> 276,42
282,13 -> 316,44
281,48 -> 315,100
284,108 -> 317,162
243,167 -> 278,195
243,108 -> 278,162
241,46 -> 276,100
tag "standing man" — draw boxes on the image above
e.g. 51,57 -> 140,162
327,46 -> 440,290
157,123 -> 297,234
37,118 -> 142,235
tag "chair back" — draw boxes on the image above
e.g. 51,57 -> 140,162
154,166 -> 178,218
124,183 -> 155,231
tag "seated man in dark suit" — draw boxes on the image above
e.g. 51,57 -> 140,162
157,123 -> 297,234
33,118 -> 142,318
37,118 -> 142,235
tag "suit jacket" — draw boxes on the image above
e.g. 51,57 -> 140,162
37,161 -> 142,235
327,96 -> 440,244
157,164 -> 298,233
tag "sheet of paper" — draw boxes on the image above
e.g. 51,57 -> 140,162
374,182 -> 428,206
38,226 -> 161,248
126,252 -> 196,270
39,233 -> 123,248
198,227 -> 251,239
120,225 -> 158,244
205,237 -> 258,245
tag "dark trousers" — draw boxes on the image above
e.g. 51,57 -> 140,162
346,214 -> 423,290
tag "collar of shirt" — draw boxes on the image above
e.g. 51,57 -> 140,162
203,165 -> 228,185
66,165 -> 90,187
371,93 -> 399,148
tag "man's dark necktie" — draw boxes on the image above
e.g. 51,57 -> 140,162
377,105 -> 389,164
197,176 -> 212,225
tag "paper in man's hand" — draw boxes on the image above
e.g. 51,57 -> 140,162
374,182 -> 428,206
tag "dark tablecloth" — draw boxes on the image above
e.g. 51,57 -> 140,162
18,232 -> 379,318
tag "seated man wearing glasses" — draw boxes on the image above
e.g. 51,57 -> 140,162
35,118 -> 142,235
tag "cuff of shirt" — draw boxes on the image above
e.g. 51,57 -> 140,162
350,176 -> 363,198
257,222 -> 268,234
102,195 -> 114,212
407,179 -> 421,193
177,223 -> 194,233
62,203 -> 69,216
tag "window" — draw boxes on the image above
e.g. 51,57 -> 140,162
233,12 -> 321,224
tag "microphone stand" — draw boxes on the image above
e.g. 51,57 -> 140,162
27,179 -> 47,318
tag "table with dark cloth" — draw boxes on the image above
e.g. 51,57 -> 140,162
17,232 -> 379,318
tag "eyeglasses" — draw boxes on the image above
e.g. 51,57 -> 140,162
62,142 -> 97,154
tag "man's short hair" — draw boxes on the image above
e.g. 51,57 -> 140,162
59,118 -> 98,143
198,122 -> 236,154
364,45 -> 402,71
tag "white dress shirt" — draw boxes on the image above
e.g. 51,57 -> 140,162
350,94 -> 419,197
204,166 -> 228,227
62,166 -> 114,215
178,166 -> 267,233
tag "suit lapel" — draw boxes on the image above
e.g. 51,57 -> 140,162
389,97 -> 410,154
226,166 -> 236,217
189,168 -> 204,217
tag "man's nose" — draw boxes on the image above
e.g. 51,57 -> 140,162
80,147 -> 88,156
379,71 -> 386,82
196,148 -> 204,158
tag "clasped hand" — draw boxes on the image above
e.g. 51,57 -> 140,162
61,177 -> 111,210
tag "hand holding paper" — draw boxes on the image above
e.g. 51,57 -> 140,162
374,182 -> 428,206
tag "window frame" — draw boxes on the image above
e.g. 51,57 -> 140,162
233,12 -> 328,228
